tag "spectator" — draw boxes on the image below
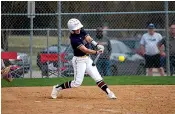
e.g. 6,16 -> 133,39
94,27 -> 111,76
1,59 -> 13,82
159,23 -> 175,76
140,23 -> 165,76
160,45 -> 166,69
1,58 -> 23,80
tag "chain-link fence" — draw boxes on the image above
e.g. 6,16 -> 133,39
1,1 -> 175,78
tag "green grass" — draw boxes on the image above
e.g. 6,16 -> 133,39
8,35 -> 58,48
1,76 -> 175,87
8,35 -> 69,48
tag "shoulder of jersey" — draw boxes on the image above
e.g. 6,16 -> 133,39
142,33 -> 148,37
156,32 -> 162,36
154,32 -> 162,37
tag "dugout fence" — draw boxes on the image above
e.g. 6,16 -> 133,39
1,1 -> 175,77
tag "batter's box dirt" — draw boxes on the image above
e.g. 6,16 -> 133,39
2,86 -> 175,114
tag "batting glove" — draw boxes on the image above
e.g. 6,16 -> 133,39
97,45 -> 104,50
96,49 -> 104,54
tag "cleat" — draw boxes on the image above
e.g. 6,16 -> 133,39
51,85 -> 59,99
107,91 -> 117,99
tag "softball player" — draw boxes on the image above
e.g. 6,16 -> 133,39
51,18 -> 116,99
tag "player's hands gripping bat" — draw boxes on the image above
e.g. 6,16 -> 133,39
97,45 -> 104,51
92,45 -> 104,66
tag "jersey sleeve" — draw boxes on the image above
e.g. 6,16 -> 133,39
158,33 -> 163,41
140,35 -> 145,45
158,38 -> 166,47
157,33 -> 164,46
81,29 -> 89,39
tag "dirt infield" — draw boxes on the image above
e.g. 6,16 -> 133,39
2,86 -> 175,114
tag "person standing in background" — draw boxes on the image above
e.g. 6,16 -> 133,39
94,27 -> 111,76
140,23 -> 165,76
159,23 -> 175,76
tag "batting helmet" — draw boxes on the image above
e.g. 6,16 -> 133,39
67,18 -> 83,33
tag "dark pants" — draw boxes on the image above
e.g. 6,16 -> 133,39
170,56 -> 175,76
160,56 -> 175,76
96,59 -> 111,76
144,54 -> 161,68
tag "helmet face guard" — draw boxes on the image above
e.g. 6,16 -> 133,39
67,18 -> 83,33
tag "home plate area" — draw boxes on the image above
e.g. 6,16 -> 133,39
2,86 -> 175,114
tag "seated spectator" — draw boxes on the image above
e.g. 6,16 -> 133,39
1,59 -> 13,82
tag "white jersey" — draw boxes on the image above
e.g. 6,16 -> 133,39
140,32 -> 163,55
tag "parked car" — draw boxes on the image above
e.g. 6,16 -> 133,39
62,39 -> 146,76
36,44 -> 68,76
117,38 -> 143,56
109,39 -> 146,75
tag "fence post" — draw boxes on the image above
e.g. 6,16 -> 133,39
28,1 -> 35,78
57,1 -> 62,77
47,29 -> 49,78
29,17 -> 34,78
23,59 -> 25,78
164,1 -> 170,76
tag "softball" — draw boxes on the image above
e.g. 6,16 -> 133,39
118,56 -> 125,62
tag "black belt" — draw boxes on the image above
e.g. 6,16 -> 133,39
75,54 -> 89,57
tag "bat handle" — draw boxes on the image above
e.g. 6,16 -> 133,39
92,63 -> 95,66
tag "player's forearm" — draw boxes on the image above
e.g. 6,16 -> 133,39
79,45 -> 96,54
85,36 -> 105,51
85,36 -> 99,46
83,49 -> 96,54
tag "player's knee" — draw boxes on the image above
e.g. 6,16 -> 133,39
94,78 -> 102,83
94,76 -> 103,83
71,80 -> 82,88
